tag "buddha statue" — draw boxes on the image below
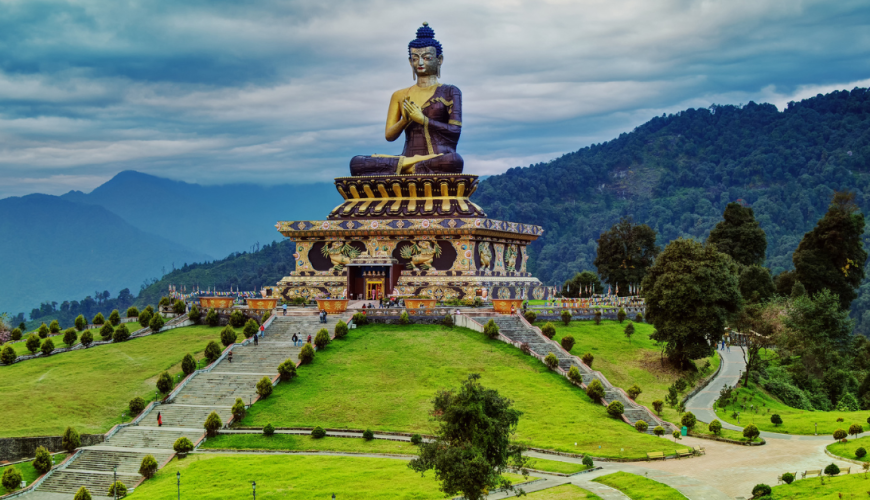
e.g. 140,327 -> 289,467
349,23 -> 463,177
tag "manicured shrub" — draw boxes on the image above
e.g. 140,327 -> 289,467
159,296 -> 171,307
833,428 -> 848,441
541,322 -> 556,339
520,342 -> 531,355
824,463 -> 840,477
263,423 -> 275,437
138,310 -> 152,329
278,359 -> 297,380
139,455 -> 158,479
206,308 -> 219,327
484,319 -> 500,339
41,338 -> 55,356
752,484 -> 771,497
63,328 -> 77,347
113,324 -> 130,343
544,352 -> 559,369
62,426 -> 81,453
108,309 -> 121,326
334,320 -> 348,339
400,310 -> 411,325
441,313 -> 454,328
352,312 -> 368,325
80,330 -> 93,347
11,328 -> 22,341
363,429 -> 374,440
2,465 -> 22,491
855,447 -> 867,458
770,414 -> 782,427
586,379 -> 605,402
523,310 -> 537,322
243,319 -> 259,338
634,313 -> 643,323
411,434 -> 422,445
149,313 -> 165,332
624,322 -> 635,343
182,354 -> 196,375
100,323 -> 114,341
220,325 -> 237,347
204,341 -> 222,364
299,343 -> 315,364
653,426 -> 665,437
560,309 -> 572,325
652,400 -> 664,415
635,420 -> 648,432
672,429 -> 682,442
157,371 -> 174,394
567,365 -> 583,384
837,392 -> 861,412
781,472 -> 795,485
607,400 -> 624,418
624,385 -> 641,400
594,310 -> 602,325
617,307 -> 626,323
1,343 -> 16,364
108,481 -> 128,498
126,306 -> 139,318
232,398 -> 246,422
582,455 -> 594,468
681,411 -> 697,430
173,300 -> 186,315
32,446 -> 52,474
560,335 -> 575,352
229,310 -> 246,328
38,323 -> 49,338
674,378 -> 687,392
25,334 -> 40,354
849,423 -> 863,438
73,487 -> 93,500
582,352 -> 594,367
188,305 -> 200,324
129,397 -> 146,416
49,320 -> 61,334
257,376 -> 273,399
204,412 -> 222,437
709,419 -> 722,435
314,328 -> 330,349
75,315 -> 87,331
311,426 -> 326,439
743,423 -> 760,441
92,313 -> 105,326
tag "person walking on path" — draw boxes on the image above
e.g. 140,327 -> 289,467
254,334 -> 259,346
307,334 -> 312,344
283,303 -> 287,316
259,324 -> 265,338
292,333 -> 299,346
228,351 -> 233,363
157,412 -> 162,427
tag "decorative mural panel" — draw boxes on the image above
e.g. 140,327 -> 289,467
521,247 -> 529,273
493,243 -> 505,273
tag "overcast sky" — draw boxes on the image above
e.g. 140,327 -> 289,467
1,0 -> 868,198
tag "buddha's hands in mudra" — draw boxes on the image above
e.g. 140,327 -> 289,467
402,98 -> 426,125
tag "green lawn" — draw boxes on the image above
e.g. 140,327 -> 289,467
0,325 -> 223,437
593,471 -> 686,500
689,421 -> 762,443
770,474 -> 870,499
523,484 -> 602,499
716,385 -> 870,436
243,324 -> 689,459
825,435 -> 870,462
0,454 -> 67,494
526,457 -> 589,474
5,324 -> 148,357
129,453 -> 531,499
201,434 -> 417,455
536,320 -> 719,427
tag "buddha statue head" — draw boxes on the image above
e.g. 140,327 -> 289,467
408,22 -> 443,80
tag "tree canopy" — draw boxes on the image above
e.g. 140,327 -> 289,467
707,202 -> 767,266
561,270 -> 602,298
593,218 -> 659,295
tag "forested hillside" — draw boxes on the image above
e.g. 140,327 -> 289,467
473,87 -> 870,333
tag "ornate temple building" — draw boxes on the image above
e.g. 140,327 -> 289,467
270,24 -> 551,303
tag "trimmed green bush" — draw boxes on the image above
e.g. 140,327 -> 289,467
362,429 -> 374,440
399,311 -> 411,325
709,419 -> 722,435
182,353 -> 196,375
73,486 -> 93,500
126,306 -> 139,318
560,309 -> 572,325
582,456 -> 593,468
652,400 -> 664,415
849,423 -> 863,438
232,398 -> 246,422
744,423 -> 760,441
441,313 -> 454,328
752,484 -> 771,497
484,319 -> 500,339
63,328 -> 77,347
653,426 -> 665,437
129,397 -> 146,416
544,352 -> 559,369
188,305 -> 200,324
80,330 -> 93,347
75,315 -> 86,331
834,428 -> 848,441
681,411 -> 697,430
586,379 -> 605,402
204,341 -> 222,364
40,338 -> 55,356
92,313 -> 105,326
149,313 -> 165,333
634,313 -> 643,323
11,328 -> 21,341
229,310 -> 246,328
770,414 -> 782,427
25,334 -> 40,354
243,319 -> 259,338
352,312 -> 368,326
263,423 -> 275,436
278,359 -> 297,380
156,371 -> 174,394
100,323 -> 114,341
560,334 -> 575,352
311,426 -> 326,439
32,446 -> 52,474
173,300 -> 186,315
541,322 -> 556,339
38,323 -> 49,338
2,465 -> 23,491
627,384 -> 642,400
411,434 -> 422,445
781,472 -> 795,485
617,307 -> 626,323
594,310 -> 602,325
334,320 -> 348,339
220,325 -> 237,347
607,400 -> 624,418
159,296 -> 171,307
138,310 -> 152,329
299,343 -> 315,364
62,426 -> 81,453
257,376 -> 273,399
581,352 -> 594,367
1,344 -> 16,365
108,481 -> 127,498
49,320 -> 61,333
205,308 -> 219,327
567,365 -> 582,384
113,324 -> 130,343
108,309 -> 121,326
204,412 -> 222,437
523,310 -> 537,322
824,463 -> 840,477
139,455 -> 158,479
314,328 -> 330,349
855,447 -> 867,458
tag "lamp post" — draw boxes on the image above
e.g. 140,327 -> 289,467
113,466 -> 117,500
177,471 -> 181,500
252,481 -> 256,500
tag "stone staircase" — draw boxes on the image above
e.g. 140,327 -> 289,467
484,316 -> 672,435
23,313 -> 348,499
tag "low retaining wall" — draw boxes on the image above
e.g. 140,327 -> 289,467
0,435 -> 104,462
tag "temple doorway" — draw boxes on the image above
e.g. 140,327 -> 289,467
366,280 -> 384,300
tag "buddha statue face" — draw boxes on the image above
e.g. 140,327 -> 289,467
409,46 -> 442,78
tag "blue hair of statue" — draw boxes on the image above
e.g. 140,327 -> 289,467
408,23 -> 442,57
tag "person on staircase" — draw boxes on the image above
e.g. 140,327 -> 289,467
157,412 -> 162,427
283,302 -> 287,316
307,334 -> 312,344
228,350 -> 233,363
254,333 -> 259,347
292,333 -> 299,346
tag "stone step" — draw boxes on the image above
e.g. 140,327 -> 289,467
148,405 -> 230,429
66,449 -> 172,474
38,470 -> 128,496
104,427 -> 202,450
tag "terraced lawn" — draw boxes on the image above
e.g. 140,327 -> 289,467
243,324 -> 689,459
770,474 -> 870,499
524,484 -> 602,499
592,471 -> 686,499
0,325 -> 222,437
201,434 -> 416,454
0,454 -> 67,494
825,435 -> 870,462
129,454 -> 531,499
